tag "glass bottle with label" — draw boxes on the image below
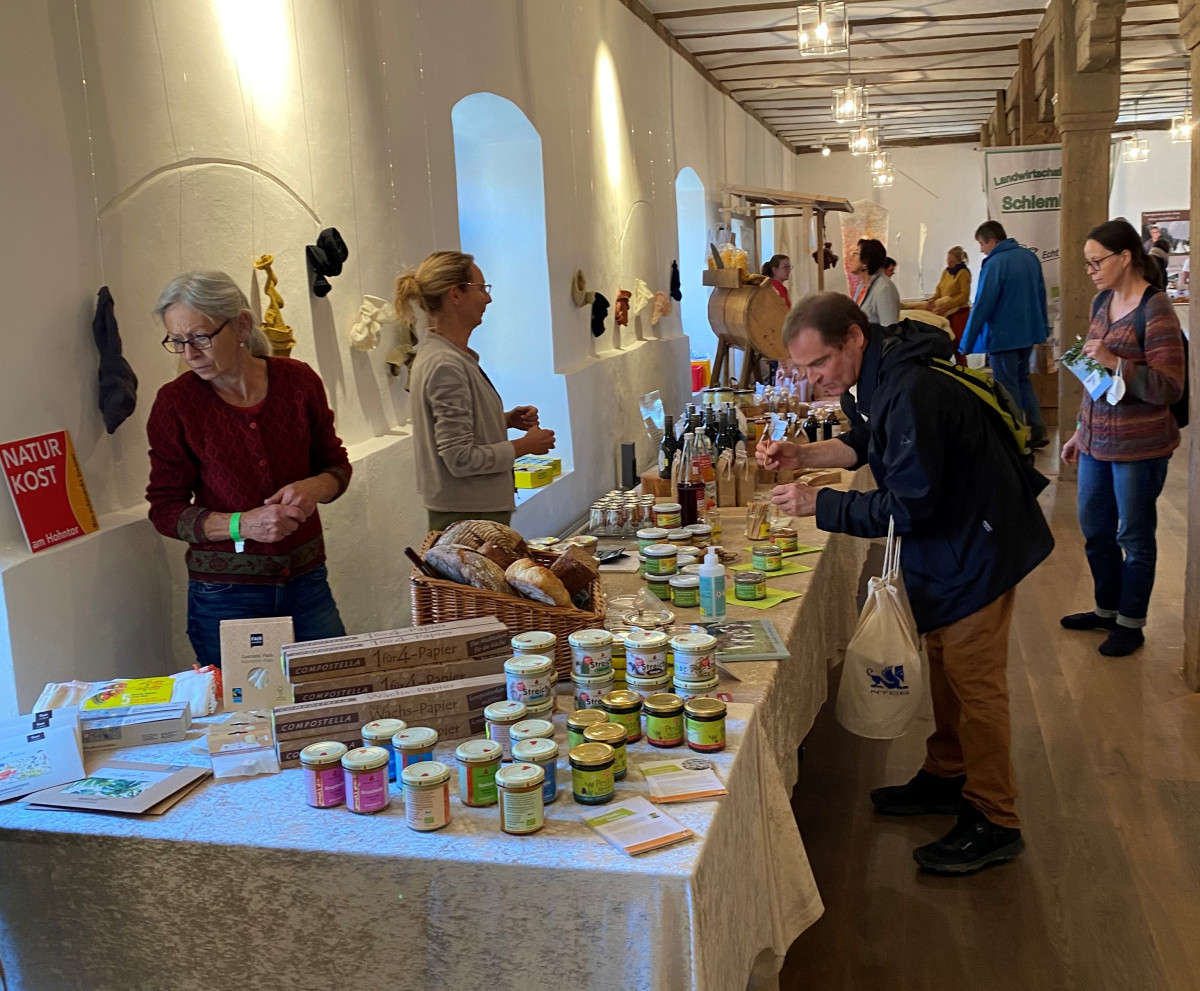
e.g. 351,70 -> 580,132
658,415 -> 678,479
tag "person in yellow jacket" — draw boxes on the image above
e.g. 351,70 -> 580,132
917,246 -> 972,347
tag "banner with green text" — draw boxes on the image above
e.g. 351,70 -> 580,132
983,144 -> 1062,329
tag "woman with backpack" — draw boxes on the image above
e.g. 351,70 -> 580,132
1060,219 -> 1188,657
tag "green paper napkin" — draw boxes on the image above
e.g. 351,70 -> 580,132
741,544 -> 822,557
736,586 -> 802,610
729,560 -> 813,577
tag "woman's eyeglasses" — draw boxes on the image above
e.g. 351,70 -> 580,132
162,319 -> 230,353
1084,253 -> 1115,272
461,282 -> 492,295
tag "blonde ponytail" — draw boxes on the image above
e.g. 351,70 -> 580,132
394,250 -> 475,335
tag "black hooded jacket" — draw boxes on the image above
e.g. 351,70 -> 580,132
814,320 -> 1054,633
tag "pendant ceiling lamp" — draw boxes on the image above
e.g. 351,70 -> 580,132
1122,99 -> 1150,162
832,78 -> 868,123
797,2 -> 849,57
1170,113 -> 1193,142
868,150 -> 892,175
849,122 -> 879,156
871,167 -> 895,189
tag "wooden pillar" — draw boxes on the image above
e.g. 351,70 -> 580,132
1179,0 -> 1200,689
798,204 -> 814,300
1053,0 -> 1123,480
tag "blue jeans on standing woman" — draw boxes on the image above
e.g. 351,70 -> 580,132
1077,453 -> 1171,629
186,564 -> 346,667
990,347 -> 1047,443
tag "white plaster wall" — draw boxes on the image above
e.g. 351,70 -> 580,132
0,0 -> 807,713
1109,130 -> 1192,232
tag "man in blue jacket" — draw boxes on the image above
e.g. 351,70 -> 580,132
759,292 -> 1054,876
960,220 -> 1050,448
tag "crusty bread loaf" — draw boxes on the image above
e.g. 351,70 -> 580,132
477,541 -> 521,572
505,558 -> 572,607
550,543 -> 599,597
424,544 -> 514,594
436,520 -> 528,559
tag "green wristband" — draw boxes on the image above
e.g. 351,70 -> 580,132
230,512 -> 245,552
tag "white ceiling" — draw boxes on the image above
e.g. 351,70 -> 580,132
636,0 -> 1187,151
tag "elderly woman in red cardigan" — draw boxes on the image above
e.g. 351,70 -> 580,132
146,271 -> 352,667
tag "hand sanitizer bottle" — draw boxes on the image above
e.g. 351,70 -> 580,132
699,547 -> 727,621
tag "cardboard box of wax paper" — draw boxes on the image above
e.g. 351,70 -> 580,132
220,616 -> 295,711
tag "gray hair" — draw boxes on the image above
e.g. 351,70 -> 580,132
154,271 -> 271,357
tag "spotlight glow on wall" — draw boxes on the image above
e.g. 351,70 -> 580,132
848,123 -> 878,156
595,46 -> 623,185
797,3 -> 848,57
216,0 -> 289,115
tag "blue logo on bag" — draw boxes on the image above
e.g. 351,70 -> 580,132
867,665 -> 906,691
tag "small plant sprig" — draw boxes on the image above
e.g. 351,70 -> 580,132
1059,336 -> 1105,375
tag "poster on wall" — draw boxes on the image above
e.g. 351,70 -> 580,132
982,144 -> 1062,330
0,431 -> 98,554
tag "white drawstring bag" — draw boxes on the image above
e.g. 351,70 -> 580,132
835,517 -> 924,739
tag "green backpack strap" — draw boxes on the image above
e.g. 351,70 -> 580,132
929,357 -> 1033,457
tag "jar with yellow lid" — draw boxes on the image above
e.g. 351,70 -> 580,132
455,738 -> 503,807
496,762 -> 546,835
341,746 -> 392,814
685,698 -> 728,752
401,760 -> 452,832
623,629 -> 669,678
642,693 -> 685,747
567,708 -> 609,749
569,742 -> 616,804
512,736 -> 559,804
584,722 -> 628,780
600,689 -> 644,744
484,700 -> 527,761
300,741 -> 348,808
360,718 -> 406,782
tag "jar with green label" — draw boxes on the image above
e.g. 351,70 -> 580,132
769,526 -> 799,552
685,523 -> 713,549
752,543 -> 783,572
734,570 -> 767,601
685,697 -> 727,752
666,529 -> 693,548
643,692 -> 685,747
645,573 -> 672,601
569,742 -> 616,804
637,527 -> 669,553
651,503 -> 682,530
455,738 -> 503,807
642,543 -> 679,576
566,708 -> 609,749
669,574 -> 700,608
583,722 -> 628,781
600,689 -> 644,744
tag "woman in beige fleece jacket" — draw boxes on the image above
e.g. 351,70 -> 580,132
397,251 -> 555,531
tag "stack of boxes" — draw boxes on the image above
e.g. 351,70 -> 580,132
514,455 -> 562,489
275,618 -> 512,767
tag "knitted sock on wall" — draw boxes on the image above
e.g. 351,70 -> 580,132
591,292 -> 610,338
91,285 -> 138,434
670,260 -> 681,301
615,288 -> 631,326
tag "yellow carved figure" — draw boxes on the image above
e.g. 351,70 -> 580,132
253,254 -> 296,357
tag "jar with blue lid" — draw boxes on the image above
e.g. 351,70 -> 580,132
512,736 -> 559,804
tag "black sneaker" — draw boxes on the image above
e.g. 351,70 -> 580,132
1098,626 -> 1145,657
913,806 -> 1025,875
870,769 -> 966,816
1060,611 -> 1117,631
1031,436 -> 1051,451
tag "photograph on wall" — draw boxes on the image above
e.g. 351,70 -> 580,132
1141,210 -> 1190,299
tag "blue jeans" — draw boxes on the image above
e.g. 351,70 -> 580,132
990,347 -> 1046,442
186,565 -> 346,667
1077,453 -> 1171,627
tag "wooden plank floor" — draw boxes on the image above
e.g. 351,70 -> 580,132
780,449 -> 1200,991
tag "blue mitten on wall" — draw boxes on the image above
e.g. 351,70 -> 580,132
92,286 -> 138,434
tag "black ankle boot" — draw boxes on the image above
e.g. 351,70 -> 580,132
913,806 -> 1025,875
870,769 -> 965,816
1060,611 -> 1117,631
1098,626 -> 1144,657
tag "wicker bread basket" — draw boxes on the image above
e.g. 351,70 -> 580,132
411,531 -> 607,681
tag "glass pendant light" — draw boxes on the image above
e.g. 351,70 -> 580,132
797,2 -> 849,57
868,150 -> 892,175
1170,113 -> 1193,142
871,167 -> 895,188
848,122 -> 878,156
1122,99 -> 1150,162
831,79 -> 867,123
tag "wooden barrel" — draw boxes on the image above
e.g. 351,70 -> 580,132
707,282 -> 789,360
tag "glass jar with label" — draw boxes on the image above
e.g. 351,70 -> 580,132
512,736 -> 559,805
673,672 -> 720,703
484,700 -> 527,760
769,526 -> 799,552
569,742 -> 616,805
504,654 -> 556,705
509,718 -> 555,749
623,629 -> 669,678
685,698 -> 727,752
752,543 -> 783,572
626,672 -> 672,702
669,574 -> 700,608
360,718 -> 406,782
665,529 -> 694,548
572,670 -> 614,710
496,762 -> 546,835
600,689 -> 644,744
642,693 -> 685,747
637,527 -> 669,553
401,760 -> 452,832
525,697 -> 556,724
300,741 -> 348,808
568,629 -> 614,677
734,570 -> 767,601
341,746 -> 392,814
566,708 -> 609,749
510,630 -> 557,663
455,739 -> 503,807
685,523 -> 713,549
642,543 -> 679,577
392,726 -> 439,772
670,632 -> 718,680
652,502 -> 682,530
645,573 -> 672,601
584,721 -> 628,780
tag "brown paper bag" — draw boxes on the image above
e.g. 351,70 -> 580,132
736,453 -> 758,507
717,450 -> 737,508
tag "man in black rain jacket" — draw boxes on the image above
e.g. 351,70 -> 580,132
758,292 -> 1053,876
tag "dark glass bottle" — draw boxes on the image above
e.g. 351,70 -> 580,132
658,415 -> 678,478
802,410 -> 820,444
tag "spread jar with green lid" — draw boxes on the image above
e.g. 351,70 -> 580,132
642,693 -> 685,747
583,722 -> 628,780
569,742 -> 616,804
685,697 -> 728,752
484,700 -> 528,760
496,762 -> 546,835
670,632 -> 718,680
455,738 -> 503,806
734,569 -> 768,601
510,630 -> 557,662
341,746 -> 391,814
769,526 -> 799,552
752,543 -> 783,572
567,708 -> 609,749
623,629 -> 669,677
642,543 -> 679,576
600,689 -> 644,744
669,574 -> 700,608
401,760 -> 452,832
637,527 -> 669,553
